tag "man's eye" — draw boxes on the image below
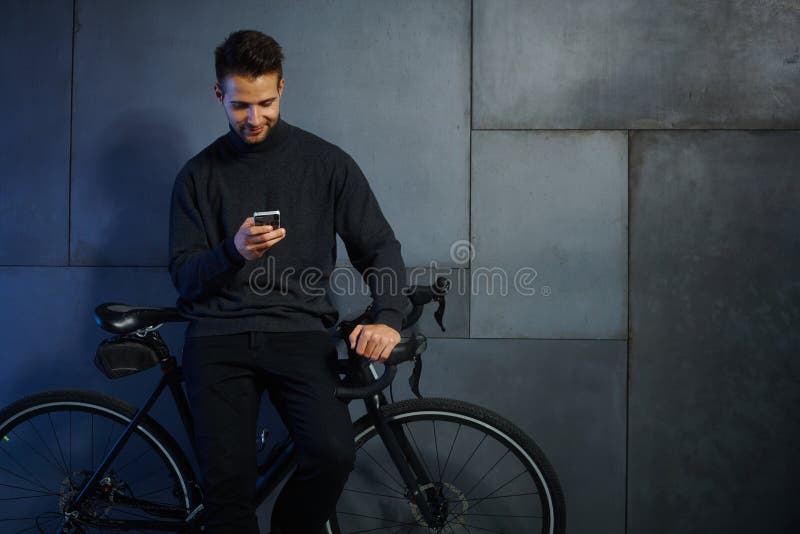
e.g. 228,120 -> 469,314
232,104 -> 246,110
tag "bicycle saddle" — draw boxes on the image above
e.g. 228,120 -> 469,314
94,303 -> 186,335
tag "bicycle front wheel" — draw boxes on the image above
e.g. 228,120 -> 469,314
0,390 -> 198,533
329,397 -> 565,534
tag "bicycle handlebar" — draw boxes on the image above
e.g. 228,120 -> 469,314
333,276 -> 449,400
333,333 -> 427,400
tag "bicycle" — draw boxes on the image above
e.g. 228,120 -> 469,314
0,276 -> 565,533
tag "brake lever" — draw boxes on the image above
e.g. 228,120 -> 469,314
433,296 -> 446,332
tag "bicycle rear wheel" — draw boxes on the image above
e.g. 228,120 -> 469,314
329,397 -> 565,534
0,390 -> 197,533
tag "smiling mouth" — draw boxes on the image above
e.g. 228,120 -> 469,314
246,127 -> 264,135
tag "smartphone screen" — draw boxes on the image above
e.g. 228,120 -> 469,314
254,210 -> 280,229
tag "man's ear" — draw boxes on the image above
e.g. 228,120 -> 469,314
213,82 -> 224,104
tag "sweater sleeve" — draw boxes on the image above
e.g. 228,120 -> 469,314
333,152 -> 412,332
168,164 -> 246,303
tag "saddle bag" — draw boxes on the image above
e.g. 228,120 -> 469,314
94,330 -> 169,379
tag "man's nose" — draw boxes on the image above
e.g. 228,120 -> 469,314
247,106 -> 259,124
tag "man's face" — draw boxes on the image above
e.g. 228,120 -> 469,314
214,72 -> 285,144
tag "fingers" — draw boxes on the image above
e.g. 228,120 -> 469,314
349,325 -> 363,349
378,342 -> 394,362
245,224 -> 276,236
235,219 -> 286,260
359,334 -> 383,361
246,228 -> 285,245
352,327 -> 400,362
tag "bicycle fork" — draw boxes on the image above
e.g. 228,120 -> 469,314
364,398 -> 441,527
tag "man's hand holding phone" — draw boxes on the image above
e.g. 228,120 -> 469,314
234,215 -> 286,261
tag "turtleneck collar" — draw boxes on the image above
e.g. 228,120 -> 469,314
226,117 -> 290,154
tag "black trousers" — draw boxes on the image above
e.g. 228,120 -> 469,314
182,330 -> 356,534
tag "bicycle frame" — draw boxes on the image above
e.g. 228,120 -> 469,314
66,351 -> 440,531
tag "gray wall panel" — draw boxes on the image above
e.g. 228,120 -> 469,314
629,131 -> 800,534
0,0 -> 72,265
274,0 -> 471,268
347,338 -> 627,534
474,0 -> 800,129
471,130 -> 627,339
70,0 -> 469,267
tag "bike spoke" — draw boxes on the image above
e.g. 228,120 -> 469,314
68,409 -> 73,475
24,419 -> 67,476
136,483 -> 178,499
0,445 -> 55,496
342,487 -> 408,500
0,464 -> 54,497
443,469 -> 533,529
0,515 -> 54,522
461,490 -> 538,502
7,428 -> 62,480
113,444 -> 152,474
404,423 -> 435,483
449,433 -> 487,487
100,414 -> 119,460
463,512 -> 543,519
463,449 -> 510,499
432,420 -> 442,483
125,461 -> 170,488
91,413 -> 95,471
439,423 -> 461,483
108,504 -> 165,521
15,513 -> 61,533
359,446 -> 406,496
335,510 -> 421,531
0,492 -> 60,501
0,480 -> 60,495
46,413 -> 70,477
462,468 -> 529,511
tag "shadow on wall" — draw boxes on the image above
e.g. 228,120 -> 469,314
82,110 -> 198,452
83,109 -> 189,400
74,110 -> 189,266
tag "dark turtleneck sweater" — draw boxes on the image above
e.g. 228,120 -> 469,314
168,117 -> 411,338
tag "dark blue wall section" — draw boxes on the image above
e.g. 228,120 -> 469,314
629,131 -> 800,534
0,0 -> 72,265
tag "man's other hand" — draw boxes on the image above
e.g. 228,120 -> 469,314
235,217 -> 286,260
349,324 -> 401,362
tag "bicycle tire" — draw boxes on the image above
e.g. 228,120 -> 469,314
328,397 -> 566,534
0,390 -> 198,533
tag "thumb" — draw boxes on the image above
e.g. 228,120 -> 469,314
242,217 -> 254,228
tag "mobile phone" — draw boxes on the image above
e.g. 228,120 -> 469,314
253,210 -> 280,229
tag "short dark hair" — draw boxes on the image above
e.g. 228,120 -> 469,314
214,30 -> 284,87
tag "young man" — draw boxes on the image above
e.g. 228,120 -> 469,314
168,30 -> 411,534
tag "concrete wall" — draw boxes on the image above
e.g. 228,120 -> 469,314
1,1 -> 797,532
